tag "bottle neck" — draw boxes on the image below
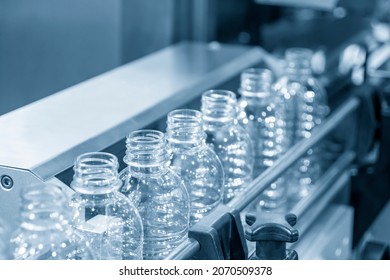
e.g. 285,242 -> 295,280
201,89 -> 237,130
124,130 -> 170,176
20,183 -> 68,231
71,152 -> 122,195
166,109 -> 206,151
285,48 -> 313,81
239,68 -> 274,99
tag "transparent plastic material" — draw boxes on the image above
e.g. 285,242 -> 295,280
0,218 -> 10,259
10,183 -> 93,260
120,130 -> 189,260
274,48 -> 329,202
166,109 -> 224,224
70,152 -> 143,260
201,89 -> 254,203
238,68 -> 290,211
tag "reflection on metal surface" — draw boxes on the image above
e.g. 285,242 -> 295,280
164,238 -> 200,260
291,204 -> 354,260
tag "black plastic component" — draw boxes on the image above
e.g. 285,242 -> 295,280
245,211 -> 299,260
188,204 -> 248,260
360,241 -> 390,260
355,84 -> 379,167
375,82 -> 390,174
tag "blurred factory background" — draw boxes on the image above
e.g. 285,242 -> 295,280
1,0 -> 390,260
0,0 -> 377,115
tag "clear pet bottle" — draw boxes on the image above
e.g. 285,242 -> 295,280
201,89 -> 254,203
166,109 -> 224,224
10,182 -> 93,260
120,130 -> 190,260
238,68 -> 290,210
274,48 -> 329,201
70,152 -> 143,260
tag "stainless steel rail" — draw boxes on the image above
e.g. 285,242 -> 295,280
166,96 -> 361,260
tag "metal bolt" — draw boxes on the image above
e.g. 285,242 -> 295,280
1,175 -> 13,190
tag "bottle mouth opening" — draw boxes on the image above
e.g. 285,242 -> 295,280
125,129 -> 168,167
202,89 -> 237,103
167,109 -> 203,125
72,152 -> 121,194
75,152 -> 119,170
201,90 -> 237,123
239,68 -> 274,97
21,183 -> 68,216
127,130 -> 164,146
241,68 -> 273,81
166,109 -> 205,147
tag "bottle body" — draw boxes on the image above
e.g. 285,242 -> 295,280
70,152 -> 143,260
275,48 -> 329,202
10,183 -> 93,260
120,130 -> 189,260
166,109 -> 224,224
201,90 -> 254,203
238,68 -> 290,210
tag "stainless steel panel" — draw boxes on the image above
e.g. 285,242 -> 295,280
292,204 -> 354,260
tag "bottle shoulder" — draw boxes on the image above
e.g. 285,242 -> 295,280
120,167 -> 188,195
70,190 -> 139,212
205,125 -> 253,150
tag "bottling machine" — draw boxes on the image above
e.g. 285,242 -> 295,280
1,0 -> 390,260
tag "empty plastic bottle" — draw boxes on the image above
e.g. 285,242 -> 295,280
120,130 -> 189,260
166,109 -> 224,224
201,89 -> 254,203
274,48 -> 329,201
238,68 -> 290,210
10,182 -> 93,260
70,152 -> 143,260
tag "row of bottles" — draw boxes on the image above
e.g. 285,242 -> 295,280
3,47 -> 328,260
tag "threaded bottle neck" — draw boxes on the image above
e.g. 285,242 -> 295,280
166,109 -> 206,150
71,152 -> 122,195
201,90 -> 238,128
285,48 -> 313,79
20,183 -> 68,231
124,130 -> 169,176
239,68 -> 274,98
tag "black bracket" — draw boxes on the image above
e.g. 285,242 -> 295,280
188,204 -> 248,260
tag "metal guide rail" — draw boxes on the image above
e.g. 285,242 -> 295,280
166,96 -> 360,260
